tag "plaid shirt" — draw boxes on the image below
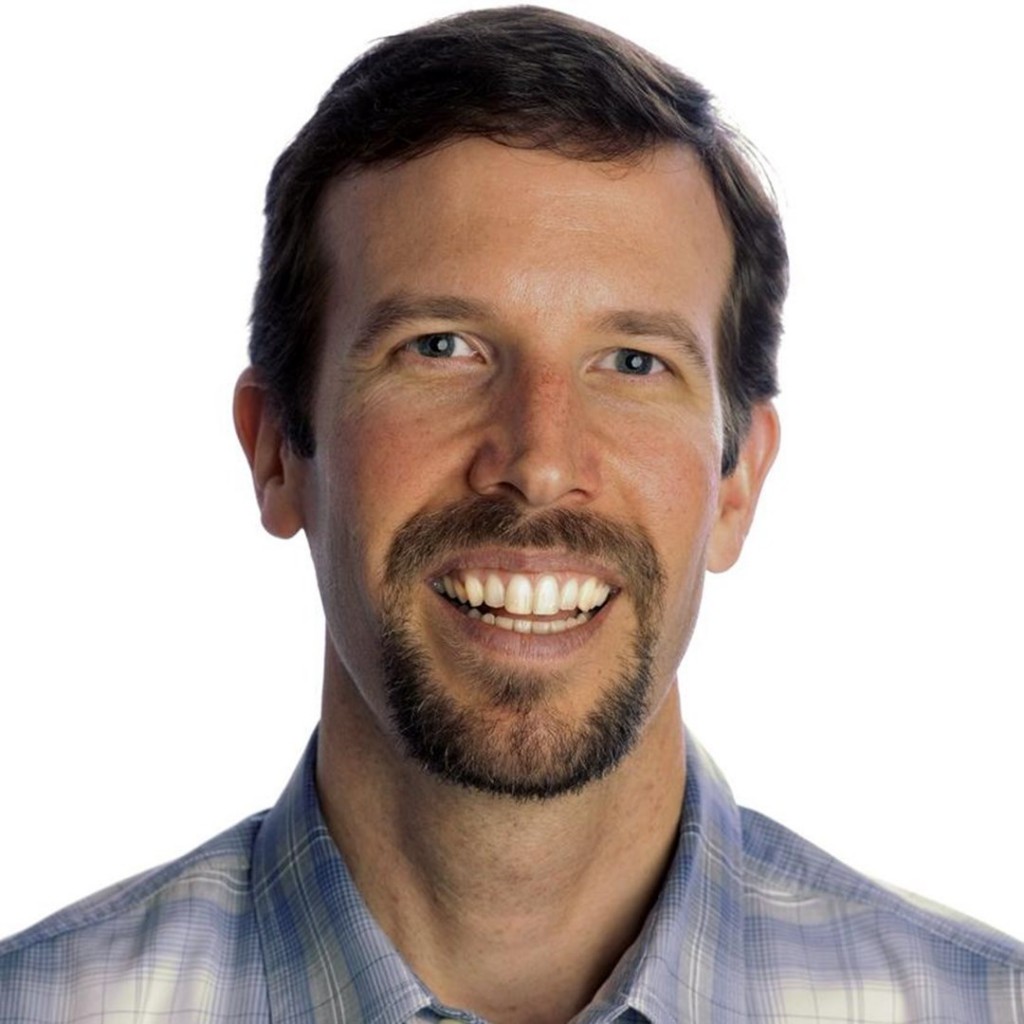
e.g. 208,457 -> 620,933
2,730 -> 1021,1023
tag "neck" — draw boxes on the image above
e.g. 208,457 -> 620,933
316,658 -> 686,1024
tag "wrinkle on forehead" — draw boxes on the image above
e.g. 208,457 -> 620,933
317,139 -> 733,370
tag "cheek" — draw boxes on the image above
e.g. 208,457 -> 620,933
614,431 -> 721,651
304,403 -> 443,695
613,416 -> 721,532
315,396 -> 472,573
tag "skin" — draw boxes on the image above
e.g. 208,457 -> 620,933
235,139 -> 779,1024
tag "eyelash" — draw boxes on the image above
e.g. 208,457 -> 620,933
404,334 -> 669,378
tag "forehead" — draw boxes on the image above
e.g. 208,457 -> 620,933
316,139 -> 733,354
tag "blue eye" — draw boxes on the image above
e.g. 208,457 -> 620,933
411,333 -> 472,358
612,349 -> 665,375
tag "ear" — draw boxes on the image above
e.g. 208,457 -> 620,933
707,402 -> 780,573
233,367 -> 307,539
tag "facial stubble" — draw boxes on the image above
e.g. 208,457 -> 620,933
379,498 -> 665,800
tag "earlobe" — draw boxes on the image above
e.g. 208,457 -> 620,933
233,367 -> 307,539
707,402 -> 780,573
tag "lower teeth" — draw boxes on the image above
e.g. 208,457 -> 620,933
464,608 -> 590,633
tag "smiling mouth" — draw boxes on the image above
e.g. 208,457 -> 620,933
431,569 -> 616,635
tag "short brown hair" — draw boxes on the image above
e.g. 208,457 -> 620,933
249,6 -> 788,474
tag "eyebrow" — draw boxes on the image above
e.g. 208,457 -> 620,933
595,310 -> 711,381
350,295 -> 496,355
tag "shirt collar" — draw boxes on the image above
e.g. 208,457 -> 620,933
626,731 -> 748,1023
574,731 -> 747,1024
252,731 -> 433,1024
252,729 -> 748,1024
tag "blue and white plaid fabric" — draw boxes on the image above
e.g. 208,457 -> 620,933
2,730 -> 1022,1022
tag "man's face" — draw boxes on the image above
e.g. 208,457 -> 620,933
290,140 -> 745,797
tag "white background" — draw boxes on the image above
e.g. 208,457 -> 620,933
2,1 -> 1021,942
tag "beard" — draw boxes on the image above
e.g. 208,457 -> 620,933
378,497 -> 665,800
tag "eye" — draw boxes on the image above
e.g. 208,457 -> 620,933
599,348 -> 668,376
408,332 -> 476,359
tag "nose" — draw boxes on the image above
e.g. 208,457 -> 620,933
467,360 -> 601,508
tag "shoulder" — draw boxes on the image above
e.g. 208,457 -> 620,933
739,807 -> 1024,1020
0,813 -> 269,1022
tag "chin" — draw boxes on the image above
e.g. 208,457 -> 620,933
380,614 -> 658,800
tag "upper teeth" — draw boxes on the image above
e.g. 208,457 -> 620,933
437,572 -> 612,615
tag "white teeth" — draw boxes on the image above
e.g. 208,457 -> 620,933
484,574 -> 505,609
440,570 -> 613,615
464,574 -> 485,607
505,574 -> 533,615
559,578 -> 579,611
533,575 -> 560,615
470,610 -> 592,633
577,577 -> 598,612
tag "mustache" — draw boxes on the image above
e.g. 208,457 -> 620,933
384,496 -> 665,619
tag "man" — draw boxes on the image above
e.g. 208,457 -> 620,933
1,7 -> 1021,1022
